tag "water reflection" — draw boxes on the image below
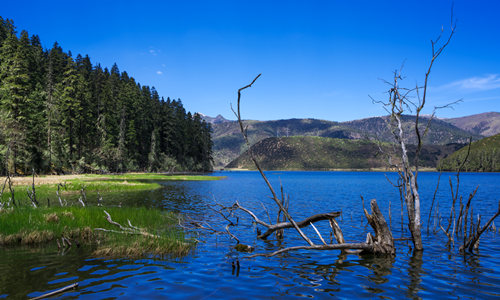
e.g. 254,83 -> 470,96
407,251 -> 423,299
0,171 -> 499,298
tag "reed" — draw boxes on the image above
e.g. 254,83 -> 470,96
0,206 -> 193,258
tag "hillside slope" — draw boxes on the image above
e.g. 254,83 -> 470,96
226,136 -> 462,170
211,116 -> 480,168
212,118 -> 360,167
445,112 -> 500,137
438,133 -> 500,172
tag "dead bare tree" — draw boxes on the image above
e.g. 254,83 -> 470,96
26,169 -> 39,208
371,12 -> 456,251
192,74 -> 396,257
435,138 -> 500,253
460,200 -> 500,253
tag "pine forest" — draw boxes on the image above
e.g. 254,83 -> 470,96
0,17 -> 213,175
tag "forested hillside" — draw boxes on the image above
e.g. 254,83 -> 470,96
0,17 -> 212,175
438,133 -> 500,172
226,136 -> 462,170
209,115 -> 479,168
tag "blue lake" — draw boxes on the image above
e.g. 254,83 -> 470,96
1,171 -> 499,299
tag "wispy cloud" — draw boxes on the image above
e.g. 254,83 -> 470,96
156,71 -> 163,75
149,47 -> 161,56
439,74 -> 500,91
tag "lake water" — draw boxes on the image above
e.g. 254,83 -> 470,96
1,171 -> 499,299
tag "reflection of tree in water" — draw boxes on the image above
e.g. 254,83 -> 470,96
263,252 -> 395,296
358,254 -> 394,285
0,246 -> 176,299
407,251 -> 423,299
159,182 -> 205,215
93,181 -> 205,215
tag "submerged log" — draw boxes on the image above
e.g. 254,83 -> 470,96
249,199 -> 394,257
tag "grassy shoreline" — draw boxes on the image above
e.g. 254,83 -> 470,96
0,206 -> 192,258
0,173 -> 224,204
0,173 -> 222,257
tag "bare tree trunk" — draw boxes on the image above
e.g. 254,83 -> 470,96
363,198 -> 395,255
371,14 -> 456,252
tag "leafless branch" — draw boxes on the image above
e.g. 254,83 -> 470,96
231,74 -> 314,246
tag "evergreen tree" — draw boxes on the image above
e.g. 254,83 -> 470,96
0,31 -> 29,173
0,17 -> 213,174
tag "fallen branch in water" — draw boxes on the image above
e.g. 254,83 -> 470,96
248,198 -> 394,258
30,282 -> 78,300
234,201 -> 341,239
95,210 -> 159,238
198,75 -> 397,257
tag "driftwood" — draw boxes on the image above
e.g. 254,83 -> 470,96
30,283 -> 78,300
248,199 -> 394,257
233,200 -> 340,239
94,210 -> 159,238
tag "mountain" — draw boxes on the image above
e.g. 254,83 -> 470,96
444,112 -> 500,137
199,113 -> 230,124
342,115 -> 478,145
210,115 -> 481,168
211,118 -> 361,168
438,133 -> 500,172
226,136 -> 462,170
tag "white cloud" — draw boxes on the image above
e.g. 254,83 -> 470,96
156,71 -> 163,75
149,48 -> 161,56
440,74 -> 500,91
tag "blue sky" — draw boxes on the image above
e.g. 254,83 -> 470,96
3,0 -> 500,121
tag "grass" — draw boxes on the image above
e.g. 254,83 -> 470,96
0,173 -> 223,257
438,133 -> 500,172
1,172 -> 224,205
0,206 -> 192,258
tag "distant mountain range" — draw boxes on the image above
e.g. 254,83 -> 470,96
226,136 -> 464,170
197,113 -> 230,124
202,112 -> 499,169
445,112 -> 500,137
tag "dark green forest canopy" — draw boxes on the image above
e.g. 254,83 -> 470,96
0,17 -> 213,175
438,133 -> 500,172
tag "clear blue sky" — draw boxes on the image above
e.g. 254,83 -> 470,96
3,0 -> 500,121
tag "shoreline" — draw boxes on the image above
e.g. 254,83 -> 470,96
0,172 -> 224,186
222,167 -> 439,172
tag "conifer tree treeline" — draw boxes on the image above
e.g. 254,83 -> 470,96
0,17 -> 212,174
